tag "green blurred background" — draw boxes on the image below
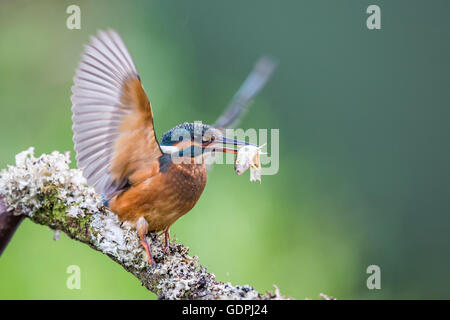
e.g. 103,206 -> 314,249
1,0 -> 450,299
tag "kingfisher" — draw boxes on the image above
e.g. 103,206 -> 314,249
71,30 -> 276,264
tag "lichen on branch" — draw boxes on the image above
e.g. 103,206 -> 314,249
0,148 -> 286,300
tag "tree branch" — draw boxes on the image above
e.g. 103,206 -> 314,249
0,148 -> 287,300
0,197 -> 24,255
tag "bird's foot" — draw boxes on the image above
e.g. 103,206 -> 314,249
137,217 -> 154,265
140,238 -> 154,265
157,228 -> 171,254
163,229 -> 170,254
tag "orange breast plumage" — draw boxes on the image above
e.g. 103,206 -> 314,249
109,158 -> 207,232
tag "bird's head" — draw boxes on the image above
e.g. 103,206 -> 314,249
160,122 -> 253,161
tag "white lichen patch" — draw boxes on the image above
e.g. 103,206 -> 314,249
0,147 -> 101,217
150,239 -> 265,300
89,211 -> 147,269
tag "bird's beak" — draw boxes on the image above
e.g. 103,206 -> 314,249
203,137 -> 256,154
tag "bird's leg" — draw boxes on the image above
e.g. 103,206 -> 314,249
163,228 -> 170,254
137,217 -> 154,265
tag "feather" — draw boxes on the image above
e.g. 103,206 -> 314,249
213,56 -> 278,129
71,30 -> 162,200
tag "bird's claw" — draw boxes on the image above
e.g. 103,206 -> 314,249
163,228 -> 170,255
140,239 -> 155,265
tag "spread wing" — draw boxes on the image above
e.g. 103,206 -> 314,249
71,29 -> 162,200
213,56 -> 277,129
